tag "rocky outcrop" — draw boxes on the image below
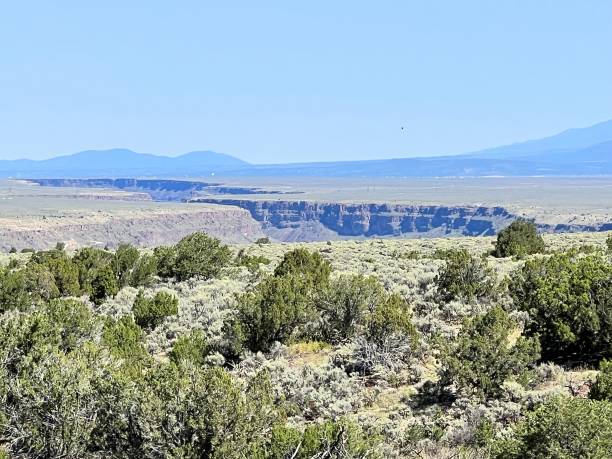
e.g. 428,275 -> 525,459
192,199 -> 520,240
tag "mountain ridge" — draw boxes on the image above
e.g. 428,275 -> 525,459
458,119 -> 612,159
1,119 -> 612,177
0,149 -> 249,177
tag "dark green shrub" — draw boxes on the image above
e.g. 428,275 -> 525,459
8,247 -> 17,254
590,359 -> 612,401
0,263 -> 60,309
132,290 -> 179,329
493,220 -> 545,258
89,264 -> 119,305
606,234 -> 612,253
44,299 -> 97,353
255,237 -> 270,245
30,249 -> 80,296
218,318 -> 246,362
7,259 -> 19,269
235,249 -> 270,273
237,273 -> 317,352
113,243 -> 140,287
116,366 -> 276,458
102,316 -> 150,369
317,274 -> 385,343
434,249 -> 495,303
439,306 -> 540,398
510,252 -> 612,360
23,263 -> 60,301
273,248 -> 331,286
0,268 -> 32,312
0,298 -> 96,360
365,293 -> 418,347
128,254 -> 157,287
72,247 -> 114,293
173,232 -> 232,281
153,245 -> 177,279
169,330 -> 210,366
493,396 -> 612,458
20,248 -> 35,253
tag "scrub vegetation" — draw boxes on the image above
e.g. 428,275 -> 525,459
0,224 -> 611,458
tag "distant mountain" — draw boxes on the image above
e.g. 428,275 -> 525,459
231,119 -> 612,177
0,149 -> 249,178
173,151 -> 248,167
460,119 -> 612,160
2,120 -> 612,178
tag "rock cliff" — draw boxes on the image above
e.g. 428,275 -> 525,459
0,206 -> 264,251
193,199 -> 519,241
193,198 -> 612,241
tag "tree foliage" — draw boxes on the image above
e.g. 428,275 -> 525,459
173,232 -> 232,281
72,247 -> 114,293
273,248 -> 332,287
237,273 -> 317,352
493,396 -> 612,458
439,306 -> 540,398
235,249 -> 270,273
102,315 -> 151,373
510,252 -> 612,360
493,220 -> 545,258
236,249 -> 332,353
152,233 -> 232,282
113,243 -> 141,287
364,292 -> 418,348
29,248 -> 80,296
132,290 -> 179,330
90,264 -> 119,305
317,274 -> 384,344
170,329 -> 210,366
435,249 -> 495,303
590,359 -> 612,402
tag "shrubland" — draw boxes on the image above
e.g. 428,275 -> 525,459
0,229 -> 611,457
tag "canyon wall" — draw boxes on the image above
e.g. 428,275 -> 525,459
21,180 -> 612,244
0,206 -> 264,252
28,178 -> 289,201
193,199 -> 515,241
193,198 -> 612,241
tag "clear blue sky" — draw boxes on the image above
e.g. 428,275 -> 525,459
1,1 -> 611,163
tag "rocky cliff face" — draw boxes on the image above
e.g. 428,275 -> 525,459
0,206 -> 264,251
193,199 -> 612,241
193,199 -> 521,241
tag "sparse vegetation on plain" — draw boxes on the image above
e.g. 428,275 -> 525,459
0,230 -> 611,457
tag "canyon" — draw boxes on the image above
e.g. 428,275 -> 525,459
194,198 -> 612,242
9,177 -> 612,248
0,204 -> 263,252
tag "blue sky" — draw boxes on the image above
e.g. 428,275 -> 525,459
1,1 -> 611,163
